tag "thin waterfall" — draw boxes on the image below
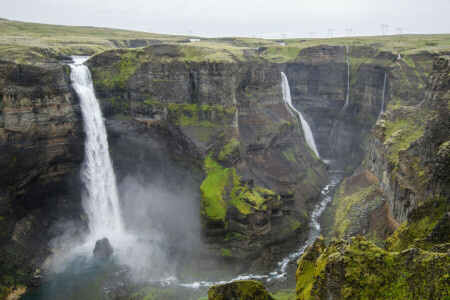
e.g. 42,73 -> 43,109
343,45 -> 350,107
280,72 -> 320,157
377,72 -> 387,121
70,56 -> 124,242
329,46 -> 351,153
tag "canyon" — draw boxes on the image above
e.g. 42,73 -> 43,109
0,19 -> 448,299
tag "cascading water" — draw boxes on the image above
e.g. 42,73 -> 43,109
343,45 -> 350,107
70,56 -> 124,244
281,72 -> 320,157
178,161 -> 343,288
377,72 -> 387,121
329,46 -> 351,153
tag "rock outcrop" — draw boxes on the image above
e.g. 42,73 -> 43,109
296,236 -> 449,299
208,280 -> 273,300
0,60 -> 84,296
286,45 -> 433,166
88,45 -> 328,276
365,56 -> 449,223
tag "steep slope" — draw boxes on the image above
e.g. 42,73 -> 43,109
88,44 -> 328,275
0,60 -> 83,297
295,56 -> 449,299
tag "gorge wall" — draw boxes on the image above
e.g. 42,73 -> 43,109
0,38 -> 448,297
87,45 -> 329,276
0,60 -> 84,294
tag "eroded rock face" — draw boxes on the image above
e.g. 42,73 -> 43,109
329,166 -> 398,243
89,46 -> 328,275
286,45 -> 432,165
364,56 -> 450,223
208,280 -> 273,300
0,60 -> 84,291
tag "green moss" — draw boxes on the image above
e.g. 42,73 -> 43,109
271,289 -> 296,300
297,236 -> 450,299
200,154 -> 229,223
382,116 -> 425,164
200,155 -> 277,225
144,97 -> 158,105
282,149 -> 297,163
219,248 -> 232,257
208,280 -> 273,300
402,56 -> 416,69
218,138 -> 240,161
386,196 -> 449,252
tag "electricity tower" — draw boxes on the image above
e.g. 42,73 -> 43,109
327,29 -> 333,38
346,28 -> 352,37
309,31 -> 315,38
396,28 -> 403,36
381,24 -> 389,35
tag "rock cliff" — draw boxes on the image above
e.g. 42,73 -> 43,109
0,60 -> 83,296
88,44 -> 328,275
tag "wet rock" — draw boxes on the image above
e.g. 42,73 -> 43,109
208,280 -> 273,300
93,237 -> 114,258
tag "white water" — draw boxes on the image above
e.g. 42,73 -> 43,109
281,72 -> 320,157
176,161 -> 343,288
344,46 -> 350,108
70,56 -> 125,242
329,46 -> 351,153
377,72 -> 387,121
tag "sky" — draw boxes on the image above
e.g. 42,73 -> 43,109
1,0 -> 449,38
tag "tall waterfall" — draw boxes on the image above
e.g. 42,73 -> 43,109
343,45 -> 350,107
377,72 -> 387,121
328,46 -> 351,154
281,72 -> 319,157
70,56 -> 124,242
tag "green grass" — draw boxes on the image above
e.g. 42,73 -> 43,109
381,115 -> 426,164
1,18 -> 449,64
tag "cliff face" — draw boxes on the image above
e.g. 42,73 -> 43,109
295,56 -> 449,300
286,45 -> 432,166
88,45 -> 328,275
0,60 -> 83,295
365,56 -> 449,223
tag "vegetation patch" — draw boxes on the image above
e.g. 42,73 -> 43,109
200,155 -> 277,225
296,236 -> 450,299
385,196 -> 449,252
218,138 -> 240,161
381,114 -> 425,164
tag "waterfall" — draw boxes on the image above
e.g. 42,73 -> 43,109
328,46 -> 351,154
343,45 -> 350,107
280,72 -> 319,157
70,56 -> 124,242
377,72 -> 387,121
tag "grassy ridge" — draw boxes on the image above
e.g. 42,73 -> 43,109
1,18 -> 448,64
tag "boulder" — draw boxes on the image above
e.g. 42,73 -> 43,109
93,237 -> 114,258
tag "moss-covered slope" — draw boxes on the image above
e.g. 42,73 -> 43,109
296,236 -> 449,299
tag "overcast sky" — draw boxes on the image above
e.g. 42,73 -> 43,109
2,0 -> 449,38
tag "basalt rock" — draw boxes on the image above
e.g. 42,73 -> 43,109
93,237 -> 114,258
0,59 -> 84,295
89,46 -> 328,276
364,56 -> 450,223
208,280 -> 274,300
